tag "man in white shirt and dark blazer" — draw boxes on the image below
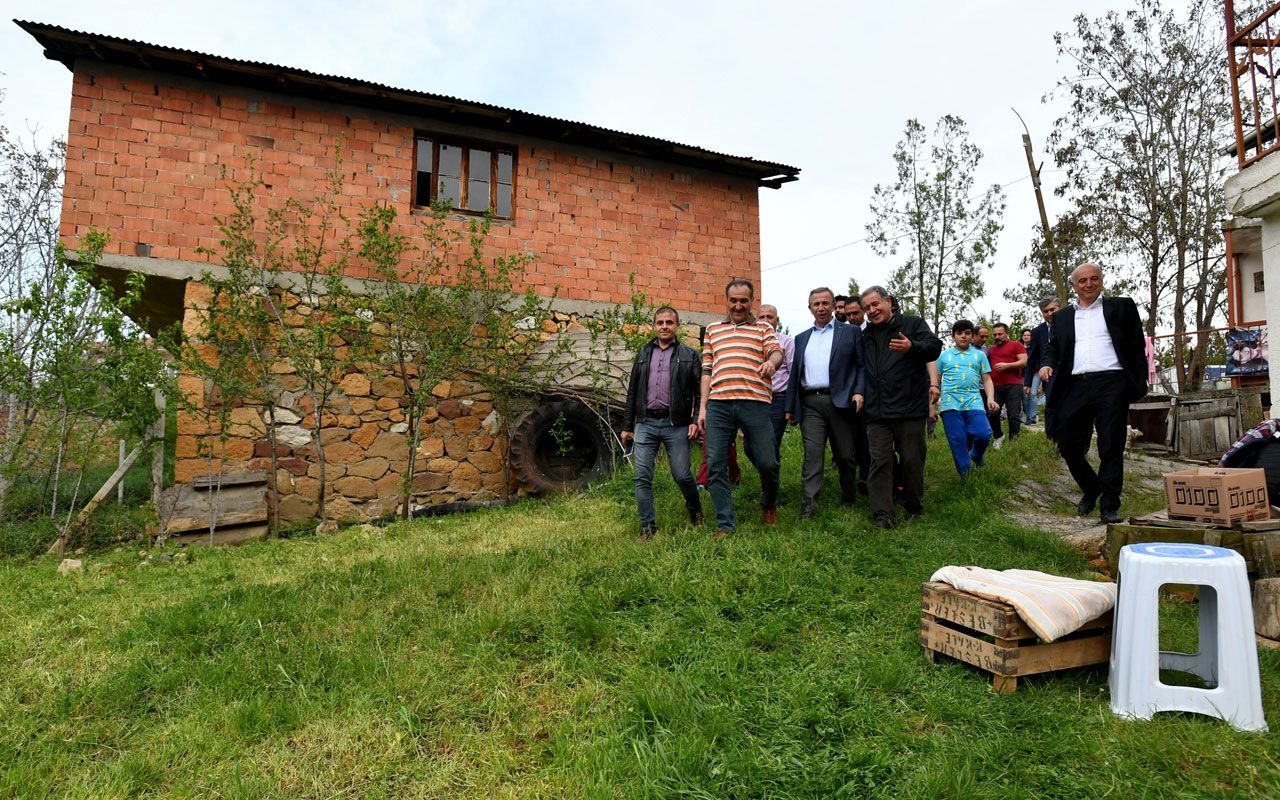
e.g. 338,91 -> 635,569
1039,263 -> 1148,525
785,287 -> 864,518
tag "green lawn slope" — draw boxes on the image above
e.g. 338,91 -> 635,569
1,431 -> 1276,798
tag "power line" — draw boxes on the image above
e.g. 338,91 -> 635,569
761,171 -> 1062,274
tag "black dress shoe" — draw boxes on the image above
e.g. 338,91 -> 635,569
689,513 -> 704,527
1077,494 -> 1098,516
1099,510 -> 1123,525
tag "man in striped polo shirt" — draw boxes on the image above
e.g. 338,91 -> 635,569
697,278 -> 785,540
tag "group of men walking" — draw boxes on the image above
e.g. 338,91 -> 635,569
620,262 -> 1148,539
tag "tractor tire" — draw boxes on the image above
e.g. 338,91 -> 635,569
508,400 -> 621,495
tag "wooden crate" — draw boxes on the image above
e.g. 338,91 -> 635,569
1104,518 -> 1280,580
920,581 -> 1112,694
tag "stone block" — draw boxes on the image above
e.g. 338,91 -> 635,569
451,463 -> 482,492
323,495 -> 361,522
320,428 -> 352,445
267,406 -> 302,425
253,439 -> 293,459
470,450 -> 502,474
175,435 -> 200,458
294,476 -> 321,501
340,373 -> 371,397
349,397 -> 377,414
413,472 -> 450,492
444,437 -> 470,460
416,437 -> 445,460
432,380 -> 451,398
371,376 -> 405,398
376,396 -> 401,411
1254,578 -> 1280,640
347,457 -> 390,480
351,423 -> 380,449
278,494 -> 317,522
337,414 -> 361,428
470,432 -> 494,451
438,399 -> 462,420
276,425 -> 313,449
426,457 -> 459,473
323,441 -> 365,463
228,407 -> 266,438
376,472 -> 403,499
455,416 -> 480,435
366,432 -> 408,460
334,476 -> 377,500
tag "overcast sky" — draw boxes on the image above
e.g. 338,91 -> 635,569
1,0 -> 1164,331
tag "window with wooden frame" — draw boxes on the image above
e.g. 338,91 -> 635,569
414,136 -> 515,218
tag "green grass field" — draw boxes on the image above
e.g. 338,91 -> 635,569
0,431 -> 1276,798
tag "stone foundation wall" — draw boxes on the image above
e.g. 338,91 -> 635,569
175,282 -> 516,521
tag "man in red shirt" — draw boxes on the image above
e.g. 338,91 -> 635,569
986,322 -> 1028,443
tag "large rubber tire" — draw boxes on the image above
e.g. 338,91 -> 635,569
508,400 -> 621,495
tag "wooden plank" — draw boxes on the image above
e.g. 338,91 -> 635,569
920,617 -> 1016,676
191,470 -> 268,490
168,524 -> 269,547
1007,631 -> 1113,676
1239,518 -> 1280,532
921,581 -> 1032,639
1181,407 -> 1239,422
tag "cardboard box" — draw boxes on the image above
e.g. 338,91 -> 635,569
1164,467 -> 1270,525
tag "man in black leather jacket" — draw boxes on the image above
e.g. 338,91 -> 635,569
621,306 -> 704,539
853,286 -> 943,529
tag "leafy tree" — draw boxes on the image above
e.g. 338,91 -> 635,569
1049,0 -> 1229,389
867,115 -> 1005,331
0,100 -> 168,547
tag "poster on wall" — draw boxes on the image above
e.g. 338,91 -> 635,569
1226,327 -> 1268,376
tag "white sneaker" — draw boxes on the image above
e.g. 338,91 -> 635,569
992,436 -> 1005,450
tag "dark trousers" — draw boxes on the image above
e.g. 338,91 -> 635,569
1054,372 -> 1128,514
770,392 -> 788,460
851,409 -> 870,492
988,383 -> 1023,439
867,417 -> 927,524
799,393 -> 858,514
705,399 -> 780,533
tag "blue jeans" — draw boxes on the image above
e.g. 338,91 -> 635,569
705,399 -> 780,533
1025,374 -> 1043,423
632,418 -> 701,531
940,409 -> 992,475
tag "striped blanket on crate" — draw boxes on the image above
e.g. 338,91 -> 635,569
929,566 -> 1117,642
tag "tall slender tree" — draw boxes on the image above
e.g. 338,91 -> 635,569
866,115 -> 1005,331
1049,0 -> 1230,389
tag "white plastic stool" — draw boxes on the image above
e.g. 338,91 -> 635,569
1110,542 -> 1267,732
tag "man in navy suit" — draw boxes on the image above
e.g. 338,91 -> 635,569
785,287 -> 864,518
1023,297 -> 1060,428
1040,263 -> 1147,525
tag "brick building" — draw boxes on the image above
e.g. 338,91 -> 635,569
21,21 -> 799,524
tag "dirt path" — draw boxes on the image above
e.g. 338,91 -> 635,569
1008,449 -> 1194,559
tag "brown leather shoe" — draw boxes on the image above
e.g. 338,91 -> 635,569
762,507 -> 778,525
713,530 -> 731,541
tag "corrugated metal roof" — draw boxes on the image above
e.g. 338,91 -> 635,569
16,19 -> 800,187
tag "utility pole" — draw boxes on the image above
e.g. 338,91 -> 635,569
1013,109 -> 1068,307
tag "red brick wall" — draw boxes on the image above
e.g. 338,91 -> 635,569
60,65 -> 762,315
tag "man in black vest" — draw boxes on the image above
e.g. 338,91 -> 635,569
1039,263 -> 1147,524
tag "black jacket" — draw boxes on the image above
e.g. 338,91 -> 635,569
1024,321 -> 1051,387
857,312 -> 943,420
622,339 -> 702,432
1043,296 -> 1148,421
